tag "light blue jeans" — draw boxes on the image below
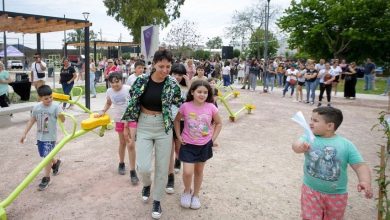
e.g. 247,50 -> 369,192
364,74 -> 373,90
265,75 -> 275,92
249,73 -> 258,90
89,72 -> 96,96
136,113 -> 173,201
306,81 -> 316,103
277,73 -> 284,87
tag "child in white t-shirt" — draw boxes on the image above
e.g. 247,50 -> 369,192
99,72 -> 139,184
126,61 -> 145,87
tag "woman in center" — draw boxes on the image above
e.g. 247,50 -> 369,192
121,49 -> 183,220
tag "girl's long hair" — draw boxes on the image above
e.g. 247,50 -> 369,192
186,80 -> 214,103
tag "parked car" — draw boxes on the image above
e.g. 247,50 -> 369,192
7,60 -> 23,69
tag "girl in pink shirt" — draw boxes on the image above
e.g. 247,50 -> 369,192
174,80 -> 222,210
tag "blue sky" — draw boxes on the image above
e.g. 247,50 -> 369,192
1,0 -> 291,49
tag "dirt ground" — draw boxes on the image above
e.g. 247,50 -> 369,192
0,87 -> 386,220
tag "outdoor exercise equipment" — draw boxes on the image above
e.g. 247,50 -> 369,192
0,95 -> 111,220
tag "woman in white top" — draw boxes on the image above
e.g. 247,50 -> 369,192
331,59 -> 342,96
318,63 -> 337,106
237,60 -> 245,84
222,61 -> 231,86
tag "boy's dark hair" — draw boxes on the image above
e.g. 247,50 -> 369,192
313,106 -> 343,130
207,78 -> 216,83
153,49 -> 173,64
224,61 -> 230,67
186,80 -> 214,103
37,85 -> 52,97
170,63 -> 186,75
196,65 -> 205,70
134,61 -> 145,69
108,72 -> 123,82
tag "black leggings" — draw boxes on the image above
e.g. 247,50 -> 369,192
0,94 -> 9,108
319,83 -> 332,102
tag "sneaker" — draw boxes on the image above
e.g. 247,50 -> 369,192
165,173 -> 174,194
310,102 -> 314,105
142,185 -> 151,202
190,196 -> 201,209
91,95 -> 97,98
180,191 -> 192,208
327,103 -> 332,107
118,162 -> 125,175
317,102 -> 322,107
130,170 -> 139,185
174,159 -> 181,173
38,177 -> 51,191
151,200 -> 162,219
52,159 -> 61,176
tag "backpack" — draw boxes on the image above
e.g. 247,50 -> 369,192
356,67 -> 364,78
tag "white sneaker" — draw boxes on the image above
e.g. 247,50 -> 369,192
180,191 -> 192,208
190,196 -> 201,209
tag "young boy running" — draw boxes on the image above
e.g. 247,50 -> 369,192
20,85 -> 64,190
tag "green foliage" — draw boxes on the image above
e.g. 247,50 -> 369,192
206,37 -> 223,49
193,50 -> 211,60
372,111 -> 390,220
248,28 -> 279,59
103,0 -> 185,43
66,29 -> 97,43
277,0 -> 390,62
233,49 -> 241,58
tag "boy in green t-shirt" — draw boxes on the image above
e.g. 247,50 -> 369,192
292,107 -> 373,220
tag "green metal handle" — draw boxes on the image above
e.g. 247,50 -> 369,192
58,112 -> 77,137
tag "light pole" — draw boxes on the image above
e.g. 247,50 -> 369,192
82,12 -> 91,109
3,0 -> 7,69
263,0 -> 270,92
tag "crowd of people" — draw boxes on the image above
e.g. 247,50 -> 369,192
0,49 -> 377,219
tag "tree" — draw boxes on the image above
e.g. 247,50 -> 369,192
65,29 -> 97,43
65,29 -> 98,55
248,28 -> 279,59
104,0 -> 185,43
193,50 -> 211,60
206,37 -> 223,49
225,2 -> 279,54
233,49 -> 241,58
163,20 -> 201,55
277,0 -> 390,63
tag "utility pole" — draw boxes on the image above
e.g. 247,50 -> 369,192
119,33 -> 122,58
263,0 -> 270,92
3,0 -> 7,69
63,14 -> 66,57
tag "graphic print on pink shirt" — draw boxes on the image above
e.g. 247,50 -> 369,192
180,102 -> 218,146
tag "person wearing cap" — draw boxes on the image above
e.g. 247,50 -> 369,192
104,59 -> 117,88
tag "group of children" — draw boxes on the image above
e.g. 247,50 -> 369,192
18,57 -> 373,219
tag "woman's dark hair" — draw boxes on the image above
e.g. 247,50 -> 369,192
171,63 -> 187,86
170,63 -> 186,75
186,80 -> 214,103
37,85 -> 52,97
153,49 -> 173,64
224,61 -> 230,67
108,72 -> 123,82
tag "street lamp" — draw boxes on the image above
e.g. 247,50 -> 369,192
82,12 -> 91,109
82,12 -> 90,21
